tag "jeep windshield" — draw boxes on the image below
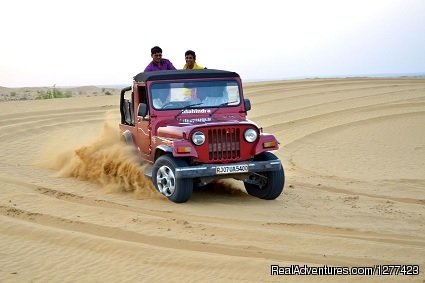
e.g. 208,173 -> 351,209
150,80 -> 241,110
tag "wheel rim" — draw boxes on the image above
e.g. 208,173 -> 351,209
156,165 -> 176,197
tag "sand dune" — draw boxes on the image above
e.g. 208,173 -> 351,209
0,78 -> 424,282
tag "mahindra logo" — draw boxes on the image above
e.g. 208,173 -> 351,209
181,109 -> 212,114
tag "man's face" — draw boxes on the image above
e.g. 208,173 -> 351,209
152,52 -> 162,64
185,54 -> 195,68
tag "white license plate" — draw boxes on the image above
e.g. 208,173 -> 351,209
216,164 -> 249,175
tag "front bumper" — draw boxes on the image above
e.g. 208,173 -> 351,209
174,160 -> 282,178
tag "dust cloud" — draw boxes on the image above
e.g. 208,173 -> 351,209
196,180 -> 247,197
37,114 -> 246,200
38,118 -> 160,199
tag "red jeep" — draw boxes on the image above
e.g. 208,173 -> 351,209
119,69 -> 284,203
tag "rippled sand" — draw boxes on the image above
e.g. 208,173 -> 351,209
0,78 -> 424,282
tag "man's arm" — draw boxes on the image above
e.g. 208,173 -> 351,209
166,59 -> 177,70
144,62 -> 154,72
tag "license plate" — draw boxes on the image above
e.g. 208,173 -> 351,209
216,164 -> 249,174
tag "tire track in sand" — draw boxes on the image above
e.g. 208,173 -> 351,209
1,175 -> 423,253
0,105 -> 118,142
0,205 -> 416,266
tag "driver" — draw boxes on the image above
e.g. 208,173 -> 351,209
152,88 -> 170,108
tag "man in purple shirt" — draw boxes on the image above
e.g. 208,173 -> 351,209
144,46 -> 176,72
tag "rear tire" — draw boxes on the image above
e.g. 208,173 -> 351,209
244,152 -> 285,200
152,155 -> 193,203
121,130 -> 134,145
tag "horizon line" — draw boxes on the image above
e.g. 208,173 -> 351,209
1,72 -> 424,89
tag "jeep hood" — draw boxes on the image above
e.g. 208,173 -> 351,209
156,114 -> 256,139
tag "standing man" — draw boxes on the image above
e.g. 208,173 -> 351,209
183,50 -> 204,70
144,46 -> 176,72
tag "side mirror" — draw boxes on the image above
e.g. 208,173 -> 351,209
244,98 -> 251,112
137,103 -> 148,117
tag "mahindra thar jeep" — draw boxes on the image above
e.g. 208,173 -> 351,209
119,69 -> 284,203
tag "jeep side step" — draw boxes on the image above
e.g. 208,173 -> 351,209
144,164 -> 153,179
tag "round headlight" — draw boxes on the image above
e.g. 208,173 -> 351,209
192,131 -> 205,145
244,128 -> 258,143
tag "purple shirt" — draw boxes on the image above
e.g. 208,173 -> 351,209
144,58 -> 176,72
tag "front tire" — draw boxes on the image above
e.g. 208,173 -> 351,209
152,155 -> 193,203
244,152 -> 285,200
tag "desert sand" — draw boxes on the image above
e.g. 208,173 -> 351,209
0,77 -> 424,282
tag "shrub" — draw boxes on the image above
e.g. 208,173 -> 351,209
37,88 -> 72,99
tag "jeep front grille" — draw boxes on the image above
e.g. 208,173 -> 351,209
208,128 -> 241,161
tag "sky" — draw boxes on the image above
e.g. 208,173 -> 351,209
1,0 -> 424,87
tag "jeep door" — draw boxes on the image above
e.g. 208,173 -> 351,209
135,85 -> 152,160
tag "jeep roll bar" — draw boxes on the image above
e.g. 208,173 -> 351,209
120,86 -> 132,125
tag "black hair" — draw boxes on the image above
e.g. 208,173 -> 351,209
151,46 -> 162,54
185,50 -> 196,60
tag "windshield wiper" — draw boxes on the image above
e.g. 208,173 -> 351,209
175,102 -> 204,119
210,101 -> 238,116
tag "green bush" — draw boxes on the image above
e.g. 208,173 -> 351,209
37,88 -> 72,99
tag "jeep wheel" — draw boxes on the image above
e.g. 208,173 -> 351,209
121,130 -> 134,145
244,152 -> 285,200
152,155 -> 193,203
